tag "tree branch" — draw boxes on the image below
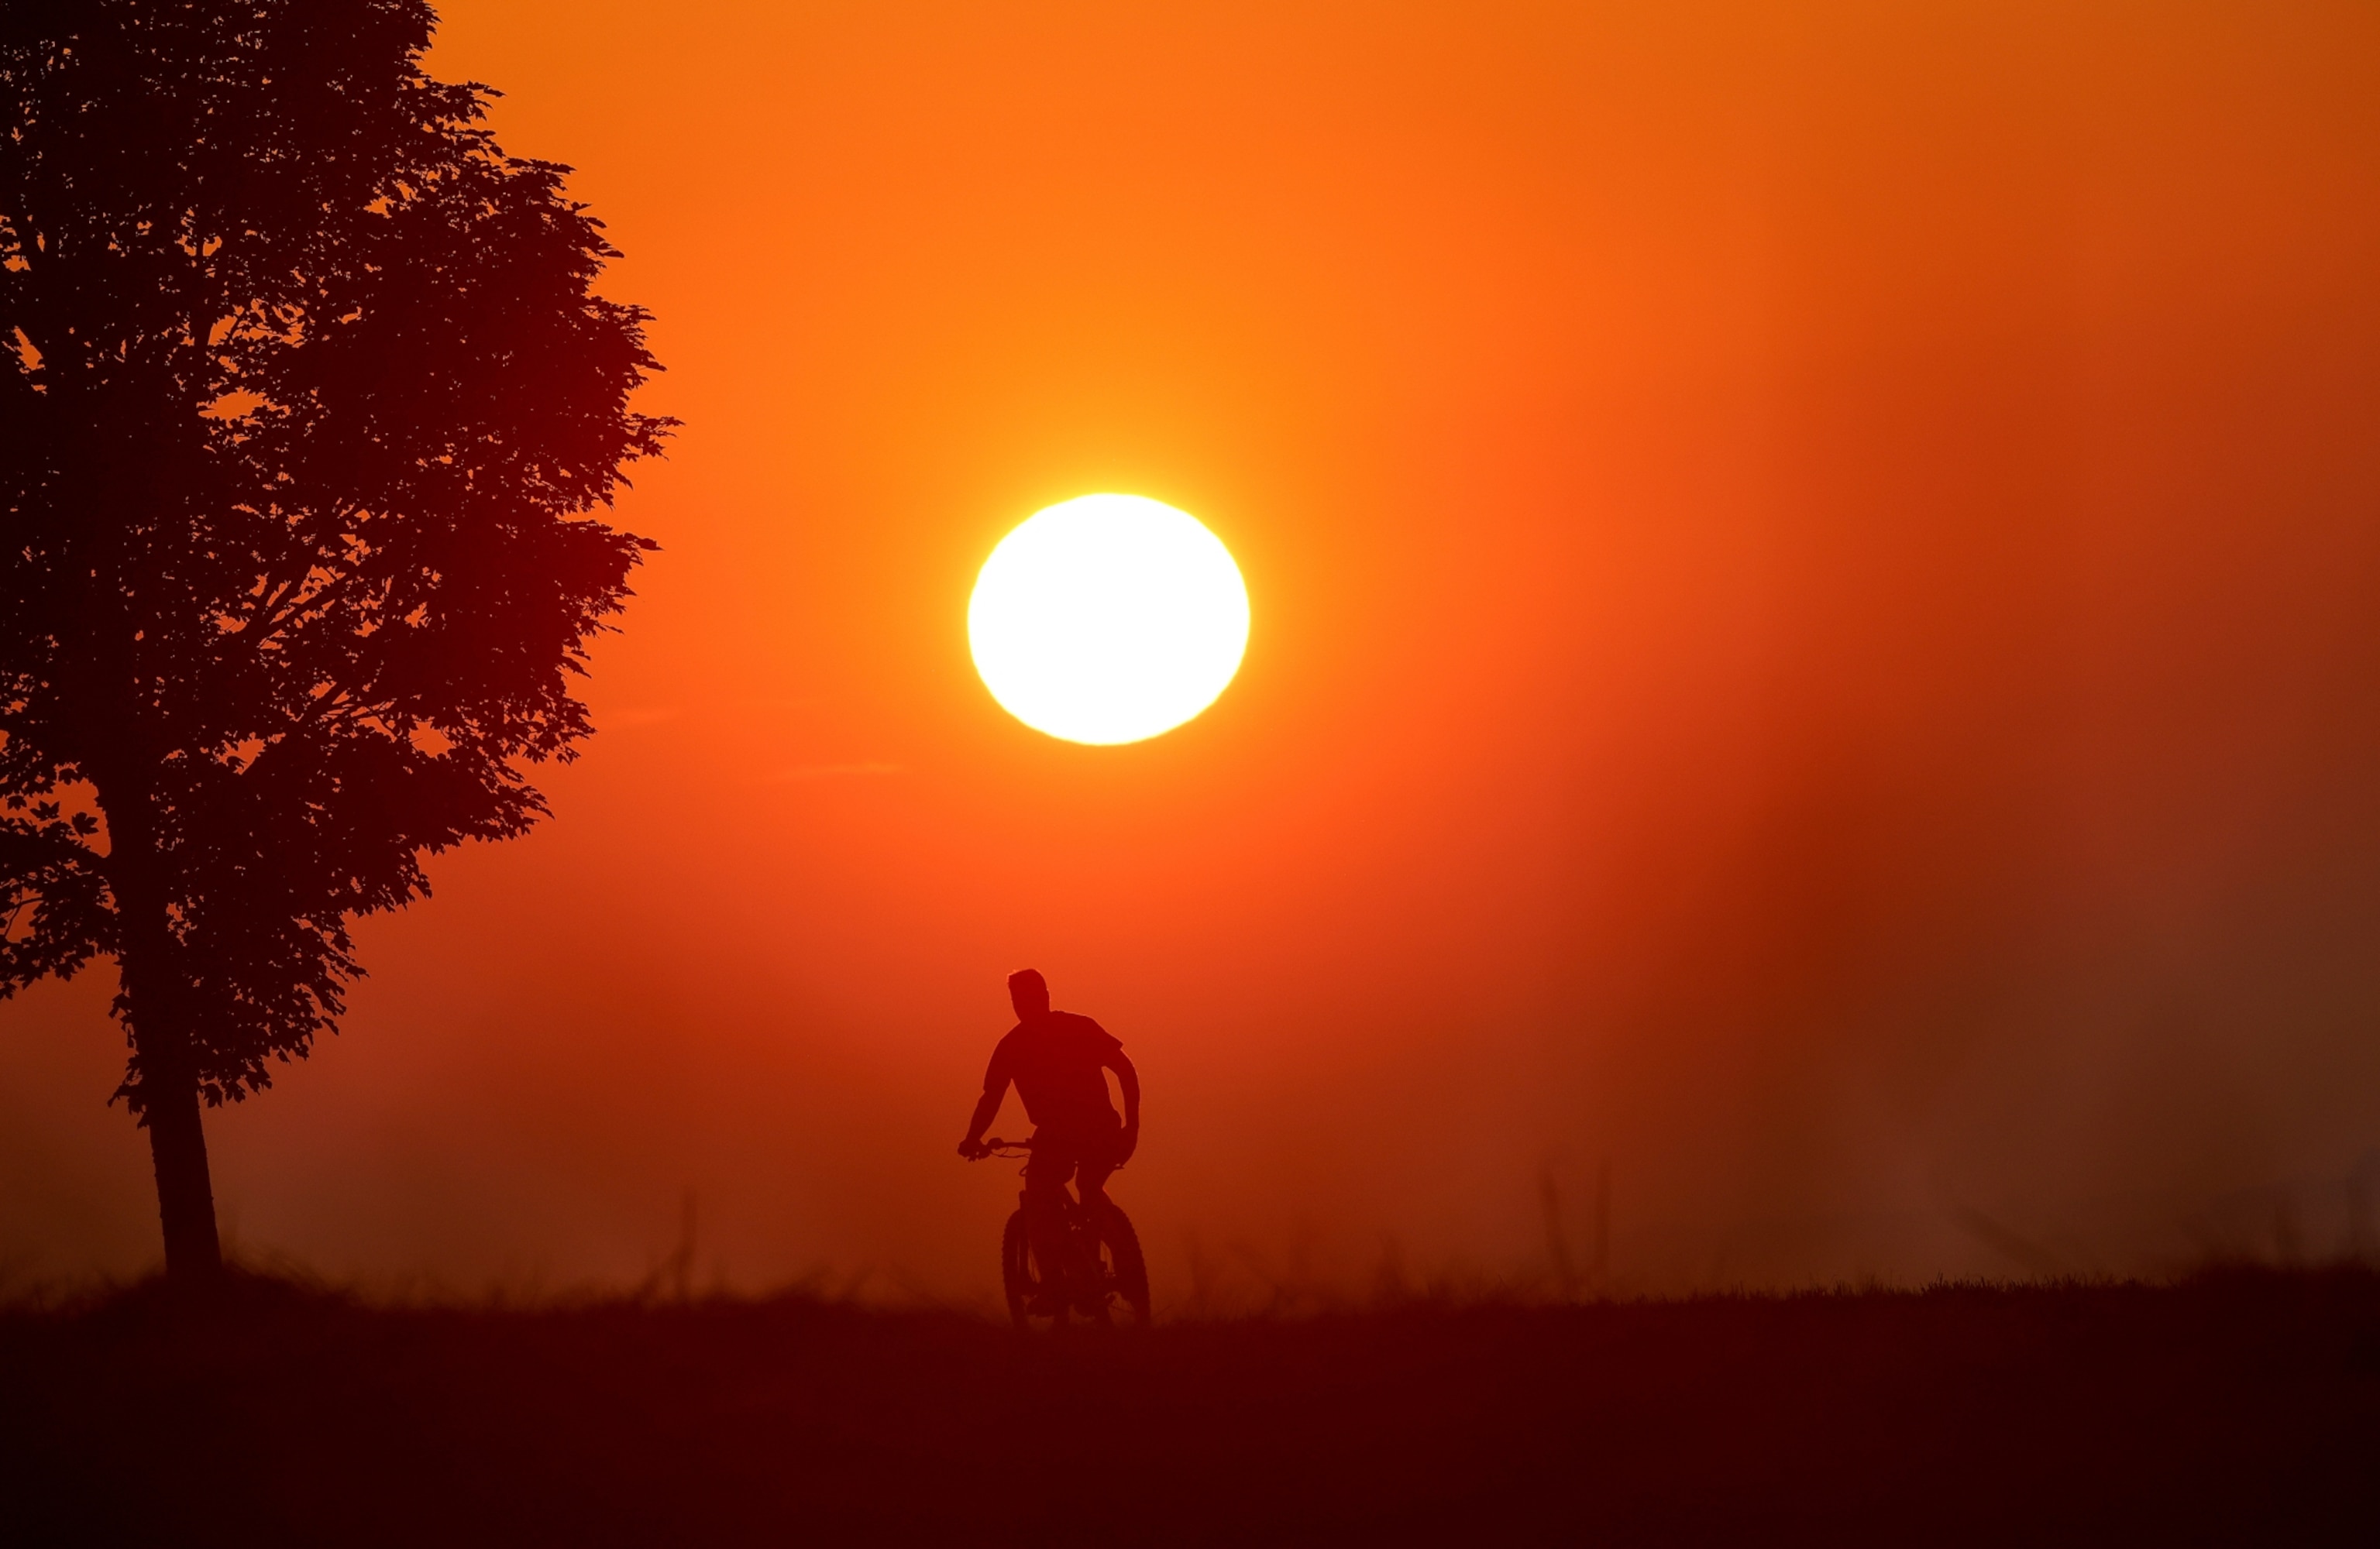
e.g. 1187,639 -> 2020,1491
0,821 -> 109,887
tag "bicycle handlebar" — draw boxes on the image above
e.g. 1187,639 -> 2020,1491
965,1134 -> 1131,1179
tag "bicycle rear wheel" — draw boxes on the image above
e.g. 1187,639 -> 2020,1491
1085,1201 -> 1151,1327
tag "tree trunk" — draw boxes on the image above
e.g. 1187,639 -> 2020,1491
98,783 -> 225,1286
143,1073 -> 223,1283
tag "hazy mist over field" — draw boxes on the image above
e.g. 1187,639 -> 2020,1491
5,0 -> 2378,1303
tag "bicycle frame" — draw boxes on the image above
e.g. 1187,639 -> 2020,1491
970,1135 -> 1149,1328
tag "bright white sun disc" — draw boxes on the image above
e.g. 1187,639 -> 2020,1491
969,494 -> 1250,745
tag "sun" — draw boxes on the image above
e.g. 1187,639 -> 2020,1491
968,494 -> 1250,746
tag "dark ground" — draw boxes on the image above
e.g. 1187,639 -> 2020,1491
3,1268 -> 2376,1547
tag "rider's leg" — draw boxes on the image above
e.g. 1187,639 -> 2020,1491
1020,1149 -> 1078,1307
1063,1151 -> 1123,1311
1075,1115 -> 1123,1211
1075,1154 -> 1118,1211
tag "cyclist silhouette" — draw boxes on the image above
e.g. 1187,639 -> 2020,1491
958,969 -> 1141,1314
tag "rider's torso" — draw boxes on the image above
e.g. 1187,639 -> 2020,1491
994,1011 -> 1122,1133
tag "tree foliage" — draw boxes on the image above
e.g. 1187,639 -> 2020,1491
0,0 -> 669,1113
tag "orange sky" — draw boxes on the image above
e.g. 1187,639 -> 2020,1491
7,0 -> 2380,1299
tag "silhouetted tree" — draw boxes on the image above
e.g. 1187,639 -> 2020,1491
0,0 -> 669,1282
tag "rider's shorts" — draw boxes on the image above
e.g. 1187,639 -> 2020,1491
1025,1117 -> 1123,1189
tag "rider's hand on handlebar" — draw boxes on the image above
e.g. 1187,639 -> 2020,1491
958,1137 -> 986,1160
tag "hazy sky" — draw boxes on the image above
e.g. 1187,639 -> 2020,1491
6,0 -> 2379,1301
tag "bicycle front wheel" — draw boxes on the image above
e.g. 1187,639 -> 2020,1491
1002,1209 -> 1063,1332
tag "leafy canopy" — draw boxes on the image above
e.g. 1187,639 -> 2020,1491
0,0 -> 670,1107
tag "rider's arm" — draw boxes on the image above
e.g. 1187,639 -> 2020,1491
1109,1049 -> 1141,1159
958,1048 -> 1010,1158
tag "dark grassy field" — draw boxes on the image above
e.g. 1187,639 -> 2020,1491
4,1268 -> 2377,1547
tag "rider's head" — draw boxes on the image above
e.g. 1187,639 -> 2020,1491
1008,968 -> 1050,1019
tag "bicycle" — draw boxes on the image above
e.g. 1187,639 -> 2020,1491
971,1136 -> 1151,1331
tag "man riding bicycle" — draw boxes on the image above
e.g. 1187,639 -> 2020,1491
958,969 -> 1140,1312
